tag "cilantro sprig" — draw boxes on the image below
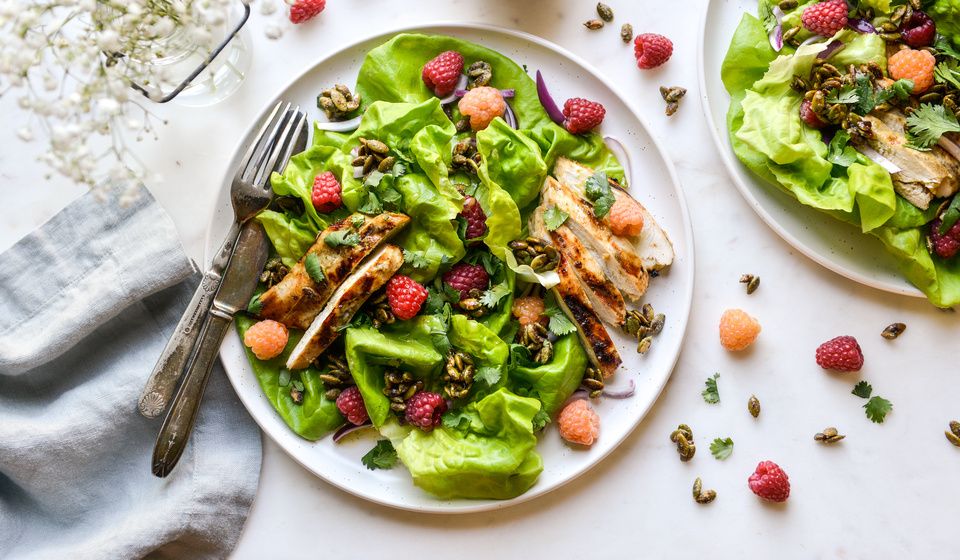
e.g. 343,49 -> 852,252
906,103 -> 960,150
544,304 -> 577,337
864,396 -> 893,424
584,171 -> 616,219
709,437 -> 734,460
543,205 -> 569,231
361,440 -> 398,470
701,373 -> 720,404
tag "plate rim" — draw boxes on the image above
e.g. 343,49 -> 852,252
207,20 -> 696,513
696,0 -> 924,299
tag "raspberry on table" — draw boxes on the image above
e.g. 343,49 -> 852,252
801,0 -> 848,37
930,216 -> 960,259
458,86 -> 506,131
815,335 -> 864,372
422,51 -> 465,97
748,460 -> 790,503
888,48 -> 936,94
608,197 -> 644,237
633,33 -> 673,70
289,0 -> 325,24
405,391 -> 447,431
718,308 -> 761,351
799,99 -> 827,129
311,171 -> 342,213
243,319 -> 289,360
336,386 -> 369,425
558,399 -> 600,446
562,97 -> 606,135
385,274 -> 428,321
900,11 -> 936,48
442,262 -> 490,299
460,195 -> 488,242
512,296 -> 546,326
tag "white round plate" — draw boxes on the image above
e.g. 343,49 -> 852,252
699,0 -> 924,298
207,23 -> 694,513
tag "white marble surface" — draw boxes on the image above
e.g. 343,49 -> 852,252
2,0 -> 958,557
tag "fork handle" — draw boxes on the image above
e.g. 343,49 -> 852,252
137,221 -> 241,418
151,310 -> 233,477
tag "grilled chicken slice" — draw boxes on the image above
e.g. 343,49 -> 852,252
530,203 -> 626,326
286,244 -> 403,370
258,212 -> 409,329
549,254 -> 622,378
541,174 -> 649,301
856,110 -> 960,209
553,157 -> 675,273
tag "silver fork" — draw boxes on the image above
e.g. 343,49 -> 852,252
138,102 -> 308,418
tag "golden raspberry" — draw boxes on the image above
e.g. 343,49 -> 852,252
558,398 -> 600,446
243,319 -> 289,360
512,296 -> 546,326
608,197 -> 644,237
887,48 -> 935,94
457,86 -> 506,131
719,308 -> 761,351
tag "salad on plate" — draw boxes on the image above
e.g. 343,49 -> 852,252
235,33 -> 675,500
722,0 -> 960,306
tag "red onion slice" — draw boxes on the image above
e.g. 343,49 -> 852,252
332,421 -> 372,443
438,75 -> 469,105
315,115 -> 362,132
535,70 -> 565,126
503,101 -> 518,129
769,6 -> 785,52
603,136 -> 633,188
602,379 -> 636,399
816,39 -> 845,59
799,34 -> 826,48
858,145 -> 902,174
454,88 -> 515,98
938,135 -> 960,162
847,17 -> 876,33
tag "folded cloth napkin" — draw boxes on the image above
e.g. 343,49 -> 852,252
0,186 -> 261,560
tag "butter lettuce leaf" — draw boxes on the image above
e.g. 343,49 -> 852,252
509,332 -> 588,416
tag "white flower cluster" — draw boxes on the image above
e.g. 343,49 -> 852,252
0,0 -> 235,197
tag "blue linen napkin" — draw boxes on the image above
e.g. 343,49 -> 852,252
0,185 -> 261,560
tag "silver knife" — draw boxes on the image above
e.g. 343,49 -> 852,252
152,220 -> 269,477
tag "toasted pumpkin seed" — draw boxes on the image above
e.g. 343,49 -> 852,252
881,322 -> 906,339
620,23 -> 633,43
596,2 -> 614,21
748,395 -> 761,418
584,18 -> 604,30
814,427 -> 845,443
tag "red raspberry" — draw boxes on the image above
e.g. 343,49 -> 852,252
422,51 -> 465,97
901,11 -> 937,48
335,386 -> 369,425
311,171 -> 342,213
801,0 -> 848,37
748,461 -> 791,503
385,274 -> 428,321
442,262 -> 490,299
405,391 -> 447,431
288,0 -> 325,24
633,33 -> 673,70
799,99 -> 827,129
460,195 -> 488,242
888,48 -> 936,93
458,86 -> 506,130
930,216 -> 960,259
562,98 -> 606,135
243,320 -> 289,360
558,399 -> 600,446
815,335 -> 864,372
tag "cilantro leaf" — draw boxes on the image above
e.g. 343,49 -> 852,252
475,366 -> 502,386
701,373 -> 720,404
363,170 -> 385,188
936,60 -> 960,90
906,103 -> 960,150
825,86 -> 859,104
938,195 -> 960,234
361,440 -> 398,470
851,380 -> 873,399
454,215 -> 469,243
428,304 -> 452,355
465,250 -> 502,276
543,205 -> 569,231
852,73 -> 879,115
884,79 -> 914,102
543,305 -> 577,336
480,280 -> 512,308
324,229 -> 361,248
827,130 -> 859,168
584,171 -> 616,219
936,35 -> 960,61
246,293 -> 262,315
509,343 -> 535,368
442,408 -> 473,430
278,368 -> 291,387
531,407 -> 550,431
291,379 -> 305,392
351,215 -> 366,228
709,437 -> 734,460
864,396 -> 893,423
358,190 -> 382,214
304,253 -> 325,283
392,161 -> 407,177
403,249 -> 429,269
379,185 -> 402,210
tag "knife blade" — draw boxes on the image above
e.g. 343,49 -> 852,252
151,220 -> 269,477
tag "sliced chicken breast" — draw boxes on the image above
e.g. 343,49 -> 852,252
529,204 -> 626,326
553,157 -> 675,273
286,244 -> 403,370
258,212 -> 409,329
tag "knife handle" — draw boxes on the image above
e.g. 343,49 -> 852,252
151,310 -> 232,478
138,221 -> 241,418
